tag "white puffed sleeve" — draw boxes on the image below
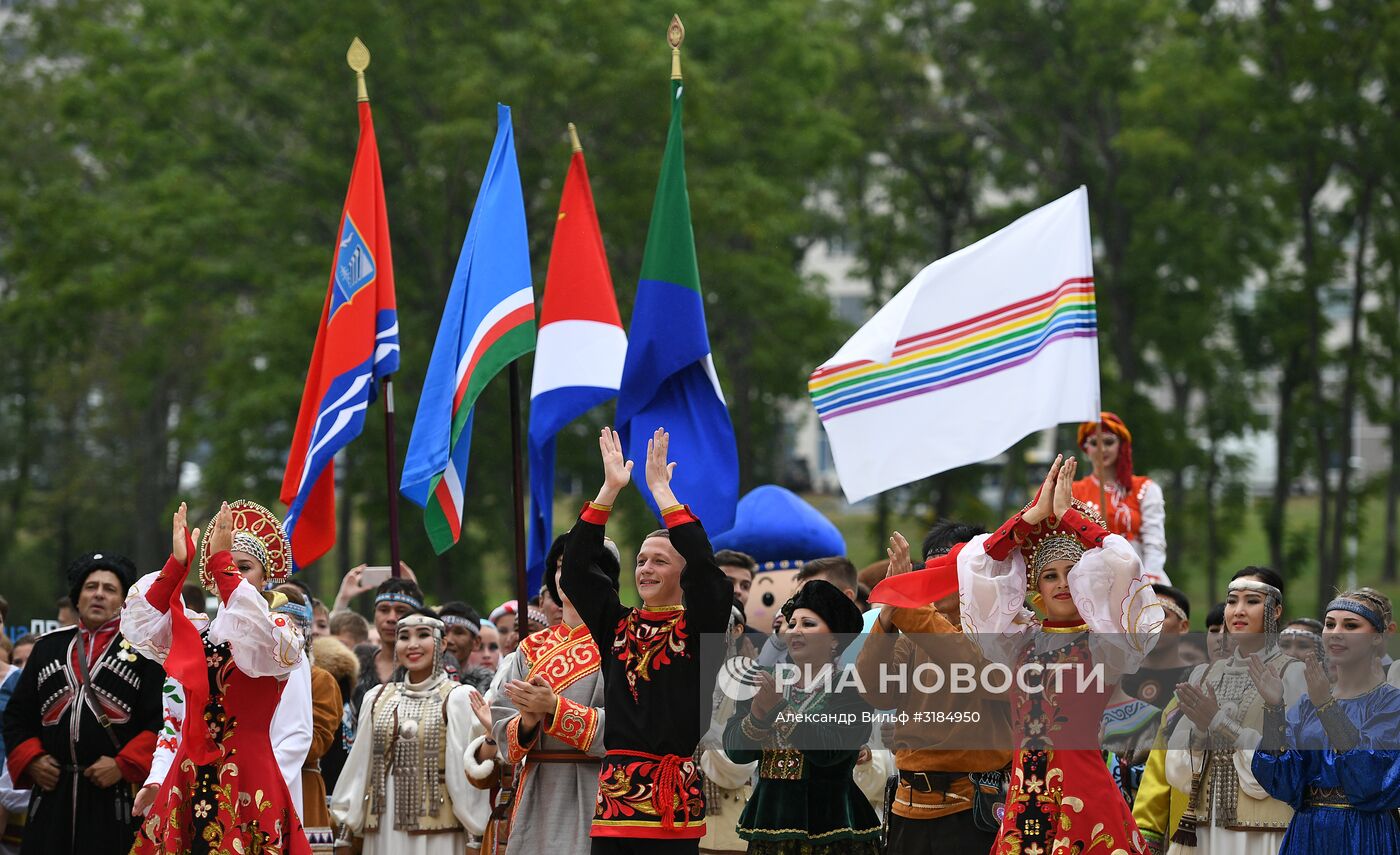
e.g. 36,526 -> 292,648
957,533 -> 1037,665
122,572 -> 200,663
1068,534 -> 1163,679
853,748 -> 895,811
329,683 -> 380,833
270,658 -> 313,816
1137,479 -> 1169,585
446,685 -> 491,837
144,677 -> 185,789
206,579 -> 303,679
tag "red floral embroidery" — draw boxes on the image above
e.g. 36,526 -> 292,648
611,608 -> 688,702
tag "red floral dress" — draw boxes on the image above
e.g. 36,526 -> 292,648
957,508 -> 1164,855
131,634 -> 310,855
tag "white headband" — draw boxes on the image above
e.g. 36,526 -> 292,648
1157,598 -> 1188,624
1229,578 -> 1281,600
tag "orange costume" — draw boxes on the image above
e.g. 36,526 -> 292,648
1072,412 -> 1170,585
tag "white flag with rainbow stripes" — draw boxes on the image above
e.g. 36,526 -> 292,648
809,186 -> 1100,502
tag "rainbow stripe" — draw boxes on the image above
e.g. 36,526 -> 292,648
810,277 -> 1096,420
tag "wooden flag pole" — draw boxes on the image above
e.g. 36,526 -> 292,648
348,37 -> 403,579
508,362 -> 531,639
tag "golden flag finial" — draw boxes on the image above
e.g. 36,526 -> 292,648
668,15 -> 685,80
568,122 -> 583,153
347,37 -> 371,102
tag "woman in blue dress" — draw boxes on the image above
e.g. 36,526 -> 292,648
1251,587 -> 1400,853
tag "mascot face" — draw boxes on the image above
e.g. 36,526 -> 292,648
747,568 -> 800,635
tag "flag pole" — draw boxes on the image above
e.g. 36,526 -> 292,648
509,363 -> 530,637
348,37 -> 404,579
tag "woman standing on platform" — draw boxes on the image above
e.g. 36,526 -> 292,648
1073,411 -> 1171,585
1250,588 -> 1400,854
960,455 -> 1163,855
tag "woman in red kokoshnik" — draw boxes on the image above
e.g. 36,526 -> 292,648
560,428 -> 734,854
1072,412 -> 1170,585
122,501 -> 310,855
960,456 -> 1164,855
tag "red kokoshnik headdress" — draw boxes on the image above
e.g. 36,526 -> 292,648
1021,497 -> 1106,592
199,500 -> 293,590
1077,410 -> 1134,489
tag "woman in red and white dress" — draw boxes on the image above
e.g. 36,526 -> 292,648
123,500 -> 310,855
1072,412 -> 1170,585
960,456 -> 1164,855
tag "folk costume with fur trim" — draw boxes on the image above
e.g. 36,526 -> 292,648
329,613 -> 489,855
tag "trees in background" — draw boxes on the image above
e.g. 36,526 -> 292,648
0,0 -> 1394,618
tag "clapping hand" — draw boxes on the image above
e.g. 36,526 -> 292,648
1176,680 -> 1222,732
1247,653 -> 1285,708
208,502 -> 234,555
469,690 -> 497,762
505,676 -> 558,719
469,689 -> 493,732
751,670 -> 781,720
1302,654 -> 1333,709
885,532 -> 913,579
1052,457 -> 1077,519
171,502 -> 200,566
876,532 -> 913,633
1023,455 -> 1064,526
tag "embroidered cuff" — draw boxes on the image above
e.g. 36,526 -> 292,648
507,715 -> 538,763
1061,507 -> 1110,550
207,551 -> 241,604
145,554 -> 188,612
662,504 -> 699,528
580,502 -> 612,526
545,695 -> 601,751
984,511 -> 1031,561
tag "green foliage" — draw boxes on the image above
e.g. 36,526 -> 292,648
0,0 -> 1396,625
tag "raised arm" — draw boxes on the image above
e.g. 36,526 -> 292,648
123,503 -> 200,661
203,504 -> 303,678
646,428 -> 731,635
560,428 -> 633,648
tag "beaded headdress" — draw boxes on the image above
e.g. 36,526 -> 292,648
1227,577 -> 1283,636
198,500 -> 293,591
396,612 -> 446,678
1022,498 -> 1104,592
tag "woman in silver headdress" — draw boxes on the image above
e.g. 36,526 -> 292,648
329,609 -> 489,855
1165,566 -> 1306,854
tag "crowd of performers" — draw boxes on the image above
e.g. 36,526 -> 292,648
0,413 -> 1398,855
